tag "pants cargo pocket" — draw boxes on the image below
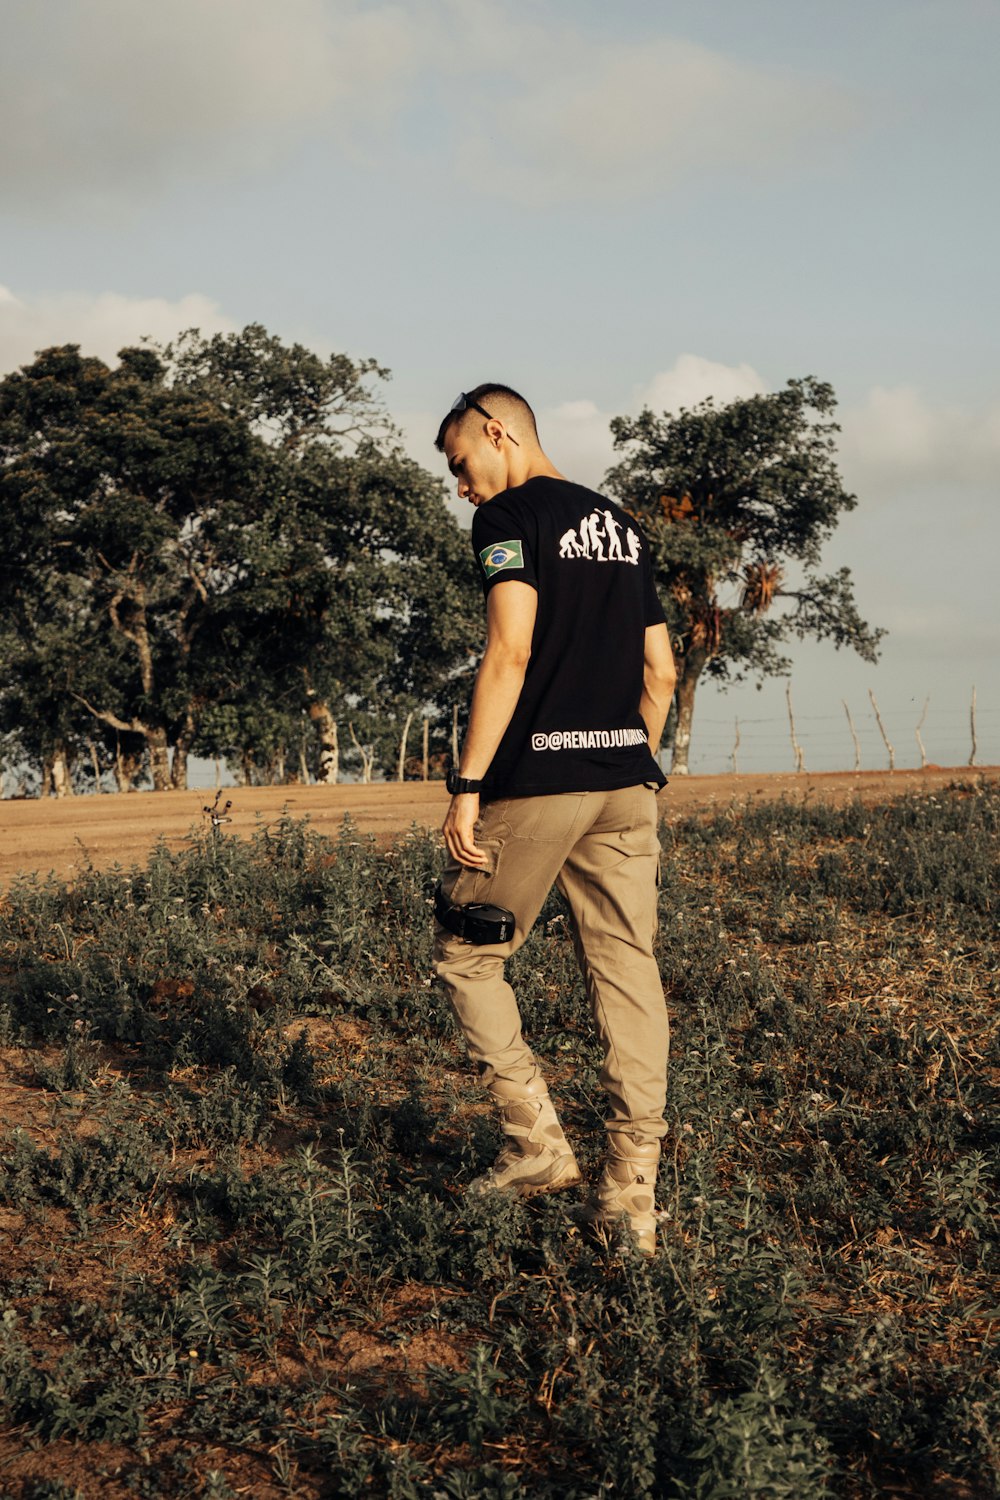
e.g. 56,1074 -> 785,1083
439,838 -> 505,908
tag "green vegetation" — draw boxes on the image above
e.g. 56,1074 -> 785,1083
606,378 -> 884,773
1,785 -> 997,1498
0,326 -> 479,795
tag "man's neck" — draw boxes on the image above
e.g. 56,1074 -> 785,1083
507,450 -> 568,487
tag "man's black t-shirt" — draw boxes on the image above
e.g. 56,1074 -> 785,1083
471,476 -> 668,799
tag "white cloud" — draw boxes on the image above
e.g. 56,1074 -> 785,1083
636,355 -> 768,415
839,384 -> 1000,493
536,357 -> 769,488
537,399 -> 616,492
0,285 -> 237,375
0,0 -> 423,206
0,0 -> 858,210
452,25 -> 859,204
541,362 -> 1000,511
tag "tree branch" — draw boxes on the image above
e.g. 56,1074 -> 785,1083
71,691 -> 148,737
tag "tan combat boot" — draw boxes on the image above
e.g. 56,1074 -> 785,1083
469,1076 -> 582,1198
585,1132 -> 661,1254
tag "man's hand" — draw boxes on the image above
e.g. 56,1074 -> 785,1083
443,792 -> 488,869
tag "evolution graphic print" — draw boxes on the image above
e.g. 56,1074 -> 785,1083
558,509 -> 641,564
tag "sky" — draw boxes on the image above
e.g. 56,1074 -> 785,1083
2,0 -> 997,777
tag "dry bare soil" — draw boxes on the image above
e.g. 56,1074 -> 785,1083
0,765 -> 995,889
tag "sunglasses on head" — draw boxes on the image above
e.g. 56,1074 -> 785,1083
450,392 -> 520,446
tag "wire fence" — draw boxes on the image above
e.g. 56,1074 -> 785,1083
681,696 -> 997,776
2,696 -> 995,795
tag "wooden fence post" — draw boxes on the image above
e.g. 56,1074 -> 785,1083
842,700 -> 861,772
969,685 -> 978,767
915,697 -> 929,770
422,718 -> 429,782
731,718 -> 741,776
786,683 -> 804,772
868,689 -> 895,770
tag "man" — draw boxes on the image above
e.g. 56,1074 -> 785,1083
433,384 -> 677,1253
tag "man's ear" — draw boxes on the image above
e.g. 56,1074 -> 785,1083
485,418 -> 506,449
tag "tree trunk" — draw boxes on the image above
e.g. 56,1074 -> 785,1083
308,699 -> 339,784
663,696 -> 678,754
148,727 -> 171,791
114,738 -> 143,793
170,706 -> 198,790
670,647 -> 709,775
107,585 -> 177,791
348,722 -> 373,784
47,746 -> 75,798
397,711 -> 414,782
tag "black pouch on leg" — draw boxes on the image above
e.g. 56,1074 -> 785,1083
434,884 -> 515,945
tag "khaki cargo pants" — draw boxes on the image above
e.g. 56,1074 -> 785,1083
433,783 -> 668,1140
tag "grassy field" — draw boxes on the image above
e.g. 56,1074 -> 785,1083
0,784 -> 997,1498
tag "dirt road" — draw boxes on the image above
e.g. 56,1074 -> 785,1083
1,765 -> 994,889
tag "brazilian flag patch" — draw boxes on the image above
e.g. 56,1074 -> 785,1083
479,539 -> 524,578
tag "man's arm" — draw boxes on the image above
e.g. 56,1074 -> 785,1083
443,580 -> 537,868
639,622 -> 677,754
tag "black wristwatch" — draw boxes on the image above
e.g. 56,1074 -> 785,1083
447,769 -> 483,795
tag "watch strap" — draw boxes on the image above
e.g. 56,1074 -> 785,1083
447,769 -> 483,795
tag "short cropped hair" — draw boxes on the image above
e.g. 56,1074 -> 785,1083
434,383 -> 539,452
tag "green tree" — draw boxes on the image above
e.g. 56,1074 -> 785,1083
0,343 -> 266,790
208,437 -> 480,784
162,322 -> 393,452
605,377 -> 884,773
0,329 -> 479,792
162,326 -> 483,785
